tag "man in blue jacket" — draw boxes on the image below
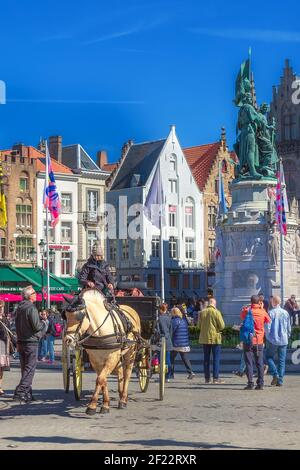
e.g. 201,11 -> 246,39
265,295 -> 291,387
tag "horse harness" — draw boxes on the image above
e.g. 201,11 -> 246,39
67,299 -> 141,351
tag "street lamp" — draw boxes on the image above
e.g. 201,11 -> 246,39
29,248 -> 37,267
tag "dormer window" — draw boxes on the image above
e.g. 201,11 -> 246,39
170,154 -> 177,172
130,174 -> 141,187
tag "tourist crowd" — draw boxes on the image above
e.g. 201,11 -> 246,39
0,286 -> 297,401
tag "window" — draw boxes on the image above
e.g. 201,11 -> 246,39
193,274 -> 200,289
169,205 -> 177,227
133,238 -> 142,258
170,154 -> 177,172
0,234 -> 6,259
147,274 -> 156,289
87,230 -> 98,254
87,190 -> 99,221
221,158 -> 228,173
61,252 -> 72,276
185,237 -> 195,260
169,236 -> 178,259
19,173 -> 29,192
151,236 -> 160,258
122,239 -> 129,259
208,238 -> 215,263
61,222 -> 72,243
16,237 -> 33,261
43,221 -> 55,243
169,179 -> 177,194
183,274 -> 190,289
61,193 -> 72,213
169,274 -> 179,290
208,205 -> 217,230
109,240 -> 117,261
185,197 -> 194,229
16,205 -> 32,227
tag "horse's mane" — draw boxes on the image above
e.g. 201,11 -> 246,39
82,289 -> 104,304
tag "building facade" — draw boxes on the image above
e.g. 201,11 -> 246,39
269,59 -> 300,209
60,141 -> 109,269
0,144 -> 39,264
184,130 -> 235,288
36,163 -> 78,277
106,126 -> 205,301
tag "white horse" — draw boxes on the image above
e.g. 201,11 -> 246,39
64,289 -> 141,415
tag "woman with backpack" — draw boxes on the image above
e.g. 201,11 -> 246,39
170,307 -> 195,380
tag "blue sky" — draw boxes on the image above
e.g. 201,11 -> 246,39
1,0 -> 300,162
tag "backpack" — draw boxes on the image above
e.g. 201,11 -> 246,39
54,323 -> 62,338
240,309 -> 255,345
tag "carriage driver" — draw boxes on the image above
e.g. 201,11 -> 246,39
78,242 -> 115,296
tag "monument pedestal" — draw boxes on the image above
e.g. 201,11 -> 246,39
215,179 -> 300,324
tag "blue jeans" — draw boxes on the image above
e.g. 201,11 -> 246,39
239,352 -> 246,374
46,335 -> 55,362
203,344 -> 221,381
38,338 -> 47,359
266,341 -> 287,385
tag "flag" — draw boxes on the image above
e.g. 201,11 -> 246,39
43,142 -> 61,227
218,163 -> 228,217
144,160 -> 165,228
275,161 -> 289,236
0,165 -> 7,228
234,58 -> 251,107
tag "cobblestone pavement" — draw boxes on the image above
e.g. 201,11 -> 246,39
0,368 -> 299,450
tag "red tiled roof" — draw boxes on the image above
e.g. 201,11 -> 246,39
102,163 -> 118,173
183,142 -> 221,191
0,146 -> 72,174
36,157 -> 73,174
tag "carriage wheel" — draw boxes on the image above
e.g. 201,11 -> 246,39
159,336 -> 166,401
137,348 -> 151,393
61,337 -> 71,393
72,349 -> 83,401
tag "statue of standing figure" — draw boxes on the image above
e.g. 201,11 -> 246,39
233,57 -> 278,180
268,230 -> 279,267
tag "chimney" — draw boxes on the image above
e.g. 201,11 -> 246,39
12,143 -> 28,157
49,135 -> 62,162
97,150 -> 108,169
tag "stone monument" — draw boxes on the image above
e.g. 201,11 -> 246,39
215,57 -> 300,324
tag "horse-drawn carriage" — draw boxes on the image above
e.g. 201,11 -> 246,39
61,294 -> 167,406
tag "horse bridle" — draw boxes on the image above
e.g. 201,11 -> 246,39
66,304 -> 113,347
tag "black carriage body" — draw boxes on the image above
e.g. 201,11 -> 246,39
115,296 -> 160,340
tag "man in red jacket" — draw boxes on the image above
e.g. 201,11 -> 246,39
240,295 -> 271,390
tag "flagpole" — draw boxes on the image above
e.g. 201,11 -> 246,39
279,158 -> 284,305
159,159 -> 165,302
280,230 -> 284,304
45,142 -> 50,309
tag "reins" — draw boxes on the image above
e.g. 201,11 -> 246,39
0,319 -> 17,343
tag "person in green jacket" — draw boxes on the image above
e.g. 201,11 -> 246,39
198,298 -> 225,384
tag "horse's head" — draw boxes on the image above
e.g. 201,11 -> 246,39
63,298 -> 90,347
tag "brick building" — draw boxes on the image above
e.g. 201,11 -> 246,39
184,129 -> 235,288
269,59 -> 300,211
0,144 -> 39,264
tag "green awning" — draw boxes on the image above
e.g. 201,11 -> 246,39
0,266 -> 29,292
0,265 -> 80,294
60,277 -> 80,292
